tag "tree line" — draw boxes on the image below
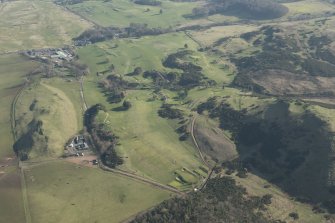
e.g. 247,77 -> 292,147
84,104 -> 123,168
189,0 -> 288,20
131,176 -> 276,223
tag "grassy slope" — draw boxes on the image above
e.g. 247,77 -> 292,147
0,54 -> 39,223
101,90 -> 205,185
194,115 -> 237,164
189,24 -> 259,46
24,160 -> 170,223
283,0 -> 335,17
77,34 -> 218,187
15,81 -> 78,158
0,0 -> 91,52
42,77 -> 84,131
222,171 -> 326,223
69,0 -> 200,28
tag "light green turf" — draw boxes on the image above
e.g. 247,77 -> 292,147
283,0 -> 335,17
0,54 -> 39,158
189,24 -> 259,46
15,81 -> 78,158
0,0 -> 91,52
98,90 -> 206,187
42,77 -> 84,130
24,160 -> 170,223
69,0 -> 200,28
0,54 -> 39,223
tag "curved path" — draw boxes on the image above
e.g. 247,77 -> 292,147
10,83 -> 32,223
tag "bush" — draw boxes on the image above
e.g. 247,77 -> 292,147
158,104 -> 183,119
289,212 -> 299,220
122,100 -> 132,110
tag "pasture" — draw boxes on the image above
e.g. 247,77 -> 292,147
189,25 -> 259,46
24,160 -> 170,223
42,77 -> 85,130
283,0 -> 335,17
95,90 -> 207,188
0,54 -> 39,223
15,81 -> 79,158
0,0 -> 91,52
68,0 -> 200,28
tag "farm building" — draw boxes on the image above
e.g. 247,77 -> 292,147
68,135 -> 89,150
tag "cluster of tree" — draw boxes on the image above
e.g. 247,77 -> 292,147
158,104 -> 184,119
74,23 -> 172,44
175,122 -> 190,141
131,176 -> 276,223
162,50 -> 208,88
133,0 -> 161,6
127,67 -> 143,76
163,50 -> 202,72
74,26 -> 125,44
84,104 -> 123,168
54,0 -> 86,5
13,118 -> 48,161
189,0 -> 288,20
99,74 -> 132,103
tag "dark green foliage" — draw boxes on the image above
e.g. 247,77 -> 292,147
13,119 -> 48,161
128,67 -> 143,76
122,100 -> 132,110
163,50 -> 202,72
133,0 -> 161,6
176,124 -> 189,141
29,99 -> 38,111
323,200 -> 335,214
289,212 -> 299,220
99,75 -> 133,103
74,23 -> 172,43
196,97 -> 217,114
162,50 -> 206,88
84,104 -> 123,168
178,71 -> 203,87
54,0 -> 86,5
190,0 -> 288,20
158,104 -> 183,119
131,177 -> 275,223
205,98 -> 333,202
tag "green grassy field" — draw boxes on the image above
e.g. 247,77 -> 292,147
0,0 -> 91,52
42,77 -> 84,130
15,80 -> 79,158
0,54 -> 39,158
0,54 -> 40,223
283,0 -> 335,17
189,24 -> 259,46
76,34 -> 236,188
68,0 -> 200,28
95,90 -> 207,188
24,160 -> 170,223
